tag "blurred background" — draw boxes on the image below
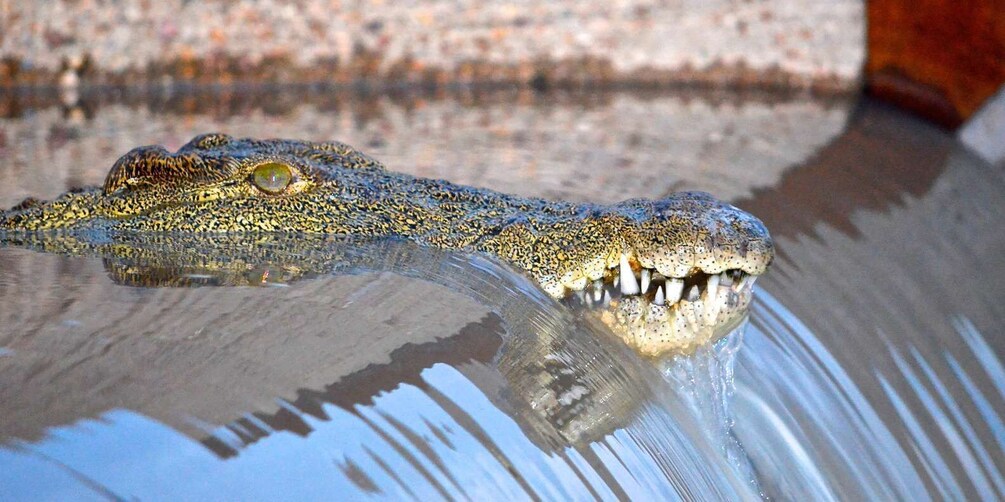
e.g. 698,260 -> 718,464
1,1 -> 1004,499
0,0 -> 1001,202
0,0 -> 1001,165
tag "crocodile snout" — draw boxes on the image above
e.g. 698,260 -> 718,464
0,135 -> 774,357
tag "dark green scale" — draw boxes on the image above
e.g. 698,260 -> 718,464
0,133 -> 773,297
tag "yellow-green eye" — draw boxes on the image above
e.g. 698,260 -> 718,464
252,162 -> 293,194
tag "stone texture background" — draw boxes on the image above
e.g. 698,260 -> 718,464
0,0 -> 864,89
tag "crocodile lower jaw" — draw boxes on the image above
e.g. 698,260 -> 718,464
566,254 -> 758,356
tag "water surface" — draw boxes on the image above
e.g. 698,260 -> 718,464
0,89 -> 1001,499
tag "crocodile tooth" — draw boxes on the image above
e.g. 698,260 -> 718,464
719,272 -> 733,287
705,281 -> 722,324
706,273 -> 720,296
687,285 -> 700,302
619,255 -> 640,295
593,279 -> 604,302
666,278 -> 684,304
654,285 -> 665,306
640,269 -> 651,292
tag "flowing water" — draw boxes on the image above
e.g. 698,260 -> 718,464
0,88 -> 1001,500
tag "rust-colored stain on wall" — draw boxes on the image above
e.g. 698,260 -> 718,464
867,0 -> 1005,127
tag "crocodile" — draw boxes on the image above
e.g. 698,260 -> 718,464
0,133 -> 773,355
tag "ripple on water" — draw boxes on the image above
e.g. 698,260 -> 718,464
0,94 -> 1002,499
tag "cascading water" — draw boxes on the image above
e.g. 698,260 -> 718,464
661,325 -> 755,488
0,91 -> 1002,499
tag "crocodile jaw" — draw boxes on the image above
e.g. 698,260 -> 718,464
0,190 -> 771,358
512,193 -> 772,357
604,265 -> 755,356
0,135 -> 774,358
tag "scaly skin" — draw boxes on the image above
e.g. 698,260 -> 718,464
0,134 -> 773,355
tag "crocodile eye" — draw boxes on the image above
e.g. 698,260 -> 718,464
251,162 -> 293,194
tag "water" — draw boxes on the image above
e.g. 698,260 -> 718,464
0,88 -> 1002,499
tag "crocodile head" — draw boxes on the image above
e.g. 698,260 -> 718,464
0,133 -> 773,356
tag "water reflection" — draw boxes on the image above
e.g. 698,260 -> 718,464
0,86 -> 852,207
0,234 -> 757,499
732,103 -> 1005,500
0,91 -> 1002,499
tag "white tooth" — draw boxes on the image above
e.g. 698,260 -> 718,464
601,290 -> 610,306
706,274 -> 720,294
687,285 -> 700,302
654,285 -> 665,306
705,282 -> 722,325
593,279 -> 604,302
619,255 -> 640,295
666,278 -> 684,303
719,272 -> 733,287
641,269 -> 651,292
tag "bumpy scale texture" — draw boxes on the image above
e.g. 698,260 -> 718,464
0,134 -> 774,355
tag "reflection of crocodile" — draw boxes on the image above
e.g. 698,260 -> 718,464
0,233 -> 657,453
0,234 -> 754,497
0,134 -> 773,355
